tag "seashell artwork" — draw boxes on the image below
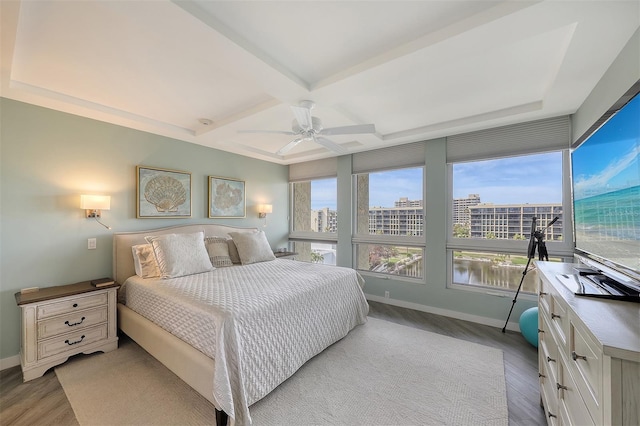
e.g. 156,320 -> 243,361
137,166 -> 191,218
144,175 -> 187,212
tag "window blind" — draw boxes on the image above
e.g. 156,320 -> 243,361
446,116 -> 571,163
352,141 -> 426,173
288,157 -> 337,182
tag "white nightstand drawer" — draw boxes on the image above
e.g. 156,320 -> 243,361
37,292 -> 107,319
37,306 -> 108,339
38,324 -> 108,360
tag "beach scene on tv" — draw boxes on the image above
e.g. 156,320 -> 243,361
572,93 -> 640,272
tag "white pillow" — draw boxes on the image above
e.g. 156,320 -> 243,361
228,231 -> 276,265
205,236 -> 233,267
131,244 -> 160,278
145,232 -> 214,278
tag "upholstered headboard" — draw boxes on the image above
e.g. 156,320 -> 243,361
113,224 -> 258,285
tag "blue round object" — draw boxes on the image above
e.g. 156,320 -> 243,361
519,307 -> 539,348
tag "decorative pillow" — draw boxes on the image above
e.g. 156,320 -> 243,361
227,238 -> 241,264
144,232 -> 214,279
131,244 -> 160,278
205,236 -> 233,267
228,231 -> 276,265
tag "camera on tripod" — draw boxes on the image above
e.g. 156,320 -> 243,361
502,215 -> 559,333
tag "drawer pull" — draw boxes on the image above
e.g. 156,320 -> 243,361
72,303 -> 78,308
548,413 -> 557,419
547,356 -> 556,363
556,382 -> 568,390
538,329 -> 544,334
551,313 -> 561,319
539,292 -> 548,296
571,351 -> 587,362
538,373 -> 546,378
64,317 -> 86,327
64,335 -> 85,346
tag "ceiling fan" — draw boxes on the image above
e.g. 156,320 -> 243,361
239,100 -> 376,155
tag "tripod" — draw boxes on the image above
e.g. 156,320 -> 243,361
501,216 -> 558,333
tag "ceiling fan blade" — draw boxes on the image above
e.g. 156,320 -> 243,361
291,105 -> 313,130
321,124 -> 376,136
238,130 -> 296,135
314,136 -> 348,155
276,138 -> 305,155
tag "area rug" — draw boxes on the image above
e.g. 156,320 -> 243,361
56,317 -> 508,425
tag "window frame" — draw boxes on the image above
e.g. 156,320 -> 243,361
352,165 -> 426,282
288,178 -> 339,266
288,178 -> 339,242
446,149 -> 574,294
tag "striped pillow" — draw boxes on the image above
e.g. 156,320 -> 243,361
205,237 -> 233,267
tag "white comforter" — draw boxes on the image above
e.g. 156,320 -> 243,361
123,259 -> 369,425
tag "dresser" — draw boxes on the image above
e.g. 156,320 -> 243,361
15,280 -> 119,381
536,261 -> 640,425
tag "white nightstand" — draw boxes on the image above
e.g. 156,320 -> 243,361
15,280 -> 119,381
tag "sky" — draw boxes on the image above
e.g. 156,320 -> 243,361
453,152 -> 563,205
310,151 -> 564,210
571,93 -> 640,200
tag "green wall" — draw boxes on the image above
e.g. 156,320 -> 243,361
0,99 -> 289,360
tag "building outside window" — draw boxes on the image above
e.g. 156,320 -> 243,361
448,151 -> 570,294
354,167 -> 425,279
290,178 -> 337,265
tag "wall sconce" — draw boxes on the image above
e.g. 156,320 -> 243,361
258,204 -> 273,219
258,204 -> 272,227
80,195 -> 111,229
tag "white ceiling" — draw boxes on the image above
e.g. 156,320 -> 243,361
1,1 -> 638,165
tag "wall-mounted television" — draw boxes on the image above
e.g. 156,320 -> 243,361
570,81 -> 640,293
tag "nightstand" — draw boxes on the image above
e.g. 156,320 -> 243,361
15,280 -> 119,382
274,251 -> 298,260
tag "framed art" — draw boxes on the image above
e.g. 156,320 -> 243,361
136,166 -> 191,218
208,176 -> 246,218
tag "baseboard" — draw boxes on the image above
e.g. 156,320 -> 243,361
0,354 -> 21,371
365,294 -> 521,332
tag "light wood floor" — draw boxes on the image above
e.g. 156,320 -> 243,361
0,300 -> 545,425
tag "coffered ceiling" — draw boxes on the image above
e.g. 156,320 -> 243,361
1,1 -> 638,164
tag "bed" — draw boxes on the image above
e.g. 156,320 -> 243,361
113,224 -> 369,426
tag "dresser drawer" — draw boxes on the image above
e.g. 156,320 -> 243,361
37,324 -> 108,360
540,352 -> 559,423
558,359 -> 595,426
539,278 -> 552,315
549,294 -> 568,346
570,321 -> 602,421
540,312 -> 559,381
37,306 -> 108,339
37,292 -> 107,319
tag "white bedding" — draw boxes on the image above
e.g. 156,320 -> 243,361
122,259 -> 369,425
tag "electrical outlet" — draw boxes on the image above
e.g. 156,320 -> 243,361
384,291 -> 390,298
88,238 -> 97,250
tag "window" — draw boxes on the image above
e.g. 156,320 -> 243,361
354,167 -> 424,279
449,151 -> 572,293
290,178 -> 337,264
290,241 -> 337,266
452,250 -> 562,293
